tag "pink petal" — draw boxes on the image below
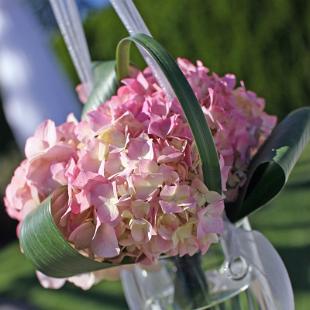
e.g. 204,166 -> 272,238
36,271 -> 66,289
76,83 -> 89,104
131,174 -> 164,200
104,152 -> 125,177
148,115 -> 178,139
90,182 -> 119,223
159,200 -> 183,214
51,162 -> 67,185
131,200 -> 150,218
157,214 -> 180,240
136,159 -> 159,174
130,219 -> 152,243
25,137 -> 48,158
68,221 -> 96,249
91,224 -> 120,258
35,120 -> 57,146
26,145 -> 75,194
127,138 -> 154,160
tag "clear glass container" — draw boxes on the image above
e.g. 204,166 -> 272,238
121,218 -> 294,310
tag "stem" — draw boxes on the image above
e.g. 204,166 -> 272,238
172,253 -> 209,309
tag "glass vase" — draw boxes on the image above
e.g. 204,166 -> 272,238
121,218 -> 294,310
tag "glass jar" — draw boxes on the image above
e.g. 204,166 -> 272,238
121,218 -> 294,310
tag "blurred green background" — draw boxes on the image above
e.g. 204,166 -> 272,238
0,0 -> 309,309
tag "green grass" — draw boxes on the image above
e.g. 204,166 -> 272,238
0,242 -> 126,310
0,145 -> 309,309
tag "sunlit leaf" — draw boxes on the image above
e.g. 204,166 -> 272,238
81,61 -> 118,118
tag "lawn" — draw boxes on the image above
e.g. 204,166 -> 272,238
0,144 -> 309,309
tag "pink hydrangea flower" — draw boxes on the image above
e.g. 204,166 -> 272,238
4,58 -> 276,289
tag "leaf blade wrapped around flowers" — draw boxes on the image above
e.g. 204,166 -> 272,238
20,196 -> 131,278
82,60 -> 118,118
20,34 -> 222,278
227,107 -> 310,222
116,33 -> 222,193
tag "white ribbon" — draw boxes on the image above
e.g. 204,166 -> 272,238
109,0 -> 175,101
49,0 -> 93,95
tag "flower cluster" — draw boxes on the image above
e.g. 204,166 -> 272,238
4,58 -> 276,288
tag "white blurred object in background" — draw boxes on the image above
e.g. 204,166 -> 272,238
0,0 -> 81,149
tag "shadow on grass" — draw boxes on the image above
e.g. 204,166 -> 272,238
286,181 -> 310,191
255,222 -> 310,230
0,201 -> 18,248
0,298 -> 38,310
293,159 -> 310,167
277,245 -> 310,291
1,274 -> 126,310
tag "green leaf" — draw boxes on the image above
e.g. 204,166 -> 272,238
20,196 -> 132,278
81,60 -> 118,118
116,33 -> 222,193
226,107 -> 310,222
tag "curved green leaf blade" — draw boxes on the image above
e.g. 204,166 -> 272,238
116,33 -> 222,193
20,196 -> 131,278
227,107 -> 310,222
82,60 -> 118,118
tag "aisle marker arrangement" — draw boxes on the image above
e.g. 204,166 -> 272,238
4,0 -> 309,308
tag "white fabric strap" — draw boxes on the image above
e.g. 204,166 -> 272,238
110,0 -> 175,101
49,0 -> 93,95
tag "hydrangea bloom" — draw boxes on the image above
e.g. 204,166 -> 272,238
4,58 -> 276,289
